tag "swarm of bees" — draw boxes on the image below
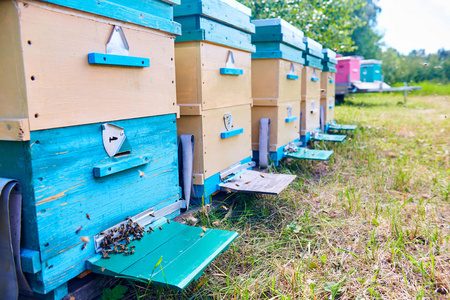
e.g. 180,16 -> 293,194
98,217 -> 147,259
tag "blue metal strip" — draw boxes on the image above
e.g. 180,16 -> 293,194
221,128 -> 244,138
285,116 -> 298,123
88,53 -> 150,67
220,68 -> 244,75
286,74 -> 299,80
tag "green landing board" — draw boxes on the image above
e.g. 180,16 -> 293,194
313,133 -> 347,143
88,218 -> 238,290
286,148 -> 333,161
328,124 -> 358,131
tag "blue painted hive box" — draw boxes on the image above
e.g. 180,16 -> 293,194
360,59 -> 382,82
250,19 -> 305,166
0,0 -> 239,298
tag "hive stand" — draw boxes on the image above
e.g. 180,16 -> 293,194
175,0 -> 296,202
301,38 -> 346,144
0,1 -> 237,298
321,50 -> 357,134
251,19 -> 333,166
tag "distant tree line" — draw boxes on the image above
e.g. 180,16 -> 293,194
381,48 -> 450,85
238,0 -> 449,84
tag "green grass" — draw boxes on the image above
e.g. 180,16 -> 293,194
121,94 -> 449,299
392,81 -> 450,96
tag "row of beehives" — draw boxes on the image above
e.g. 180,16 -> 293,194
0,0 -> 354,298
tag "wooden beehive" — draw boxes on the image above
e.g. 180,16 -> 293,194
300,37 -> 323,143
174,0 -> 255,199
360,59 -> 382,82
320,49 -> 337,128
250,18 -> 305,164
0,1 -> 180,136
177,104 -> 252,194
175,41 -> 252,111
0,0 -> 186,297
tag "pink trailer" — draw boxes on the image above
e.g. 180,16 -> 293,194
336,57 -> 360,84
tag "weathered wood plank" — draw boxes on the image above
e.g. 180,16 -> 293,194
220,170 -> 296,195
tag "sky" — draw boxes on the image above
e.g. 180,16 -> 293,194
376,0 -> 450,55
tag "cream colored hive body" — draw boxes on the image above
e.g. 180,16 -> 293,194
301,66 -> 322,136
0,1 -> 177,139
321,71 -> 336,125
251,59 -> 302,153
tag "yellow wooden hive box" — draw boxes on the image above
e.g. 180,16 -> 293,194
0,0 -> 178,140
320,71 -> 336,125
177,104 -> 252,186
175,41 -> 252,113
251,59 -> 301,151
300,67 -> 322,136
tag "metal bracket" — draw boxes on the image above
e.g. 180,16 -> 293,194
289,62 -> 295,75
287,105 -> 292,119
93,201 -> 181,253
225,50 -> 235,69
101,123 -> 126,157
219,161 -> 256,181
223,113 -> 233,131
106,26 -> 130,56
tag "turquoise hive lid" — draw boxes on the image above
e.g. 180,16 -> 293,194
251,18 -> 305,51
322,49 -> 337,64
37,0 -> 181,35
174,0 -> 255,51
251,18 -> 305,64
302,37 -> 324,59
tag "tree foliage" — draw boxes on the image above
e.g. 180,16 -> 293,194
382,48 -> 450,85
238,0 -> 366,52
342,0 -> 383,59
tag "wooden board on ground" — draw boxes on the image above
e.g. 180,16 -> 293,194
220,170 -> 296,195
